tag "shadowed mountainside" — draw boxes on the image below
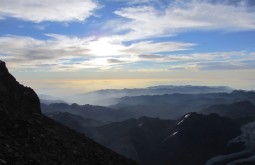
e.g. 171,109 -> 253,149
201,101 -> 255,119
0,61 -> 136,165
47,112 -> 241,165
41,103 -> 131,122
111,91 -> 255,119
57,85 -> 233,106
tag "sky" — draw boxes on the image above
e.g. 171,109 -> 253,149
0,0 -> 255,96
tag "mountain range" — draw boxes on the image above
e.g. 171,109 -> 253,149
2,59 -> 255,165
42,90 -> 255,121
46,111 -> 247,165
42,90 -> 255,164
45,85 -> 232,106
201,101 -> 255,119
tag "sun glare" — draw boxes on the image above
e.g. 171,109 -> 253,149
88,37 -> 124,56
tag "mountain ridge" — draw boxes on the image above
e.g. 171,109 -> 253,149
54,85 -> 233,106
0,60 -> 136,165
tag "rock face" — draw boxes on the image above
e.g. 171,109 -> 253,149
0,61 -> 40,114
0,61 -> 136,165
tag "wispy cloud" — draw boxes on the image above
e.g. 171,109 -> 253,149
0,0 -> 99,22
0,0 -> 254,73
136,51 -> 255,71
106,0 -> 255,41
114,0 -> 152,5
165,52 -> 255,71
128,68 -> 169,73
124,41 -> 195,54
1,34 -> 254,72
0,34 -> 194,70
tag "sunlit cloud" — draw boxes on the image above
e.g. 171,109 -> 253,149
0,34 -> 194,70
124,41 -> 195,54
106,0 -> 255,41
128,68 -> 169,73
115,0 -> 152,5
0,0 -> 99,22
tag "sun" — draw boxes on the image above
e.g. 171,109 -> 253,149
88,37 -> 124,57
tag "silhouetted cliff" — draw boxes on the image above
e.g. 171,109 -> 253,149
0,60 -> 136,165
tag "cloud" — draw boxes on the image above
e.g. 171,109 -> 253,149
0,32 -> 253,72
106,0 -> 255,41
0,34 -> 193,70
107,58 -> 129,64
0,0 -> 99,22
165,52 -> 255,71
34,24 -> 49,30
0,34 -> 91,70
114,0 -> 151,5
138,54 -> 163,59
128,68 -> 168,73
197,59 -> 255,70
136,51 -> 255,71
0,34 -> 254,73
124,41 -> 195,54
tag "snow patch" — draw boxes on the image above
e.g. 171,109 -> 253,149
184,114 -> 191,118
172,131 -> 178,136
161,131 -> 179,143
178,119 -> 184,125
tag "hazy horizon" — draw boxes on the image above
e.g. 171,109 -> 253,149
1,0 -> 255,96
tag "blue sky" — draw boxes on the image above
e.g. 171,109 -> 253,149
0,0 -> 255,95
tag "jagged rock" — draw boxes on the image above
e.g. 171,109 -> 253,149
0,61 -> 136,165
0,61 -> 40,114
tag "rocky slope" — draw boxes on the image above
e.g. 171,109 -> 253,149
0,60 -> 136,165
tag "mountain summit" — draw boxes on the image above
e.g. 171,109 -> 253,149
0,61 -> 40,114
0,61 -> 136,165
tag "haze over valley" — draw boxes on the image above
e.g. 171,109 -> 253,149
1,0 -> 255,164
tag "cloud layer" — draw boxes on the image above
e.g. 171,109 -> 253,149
0,34 -> 194,70
0,0 -> 98,22
0,0 -> 255,73
0,34 -> 254,72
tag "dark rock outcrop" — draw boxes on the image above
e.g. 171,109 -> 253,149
0,60 -> 136,165
0,61 -> 40,114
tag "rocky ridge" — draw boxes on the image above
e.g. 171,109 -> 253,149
0,60 -> 136,165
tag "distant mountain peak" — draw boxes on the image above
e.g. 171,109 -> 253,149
0,60 -> 9,75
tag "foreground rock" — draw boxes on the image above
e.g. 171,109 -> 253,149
0,61 -> 136,165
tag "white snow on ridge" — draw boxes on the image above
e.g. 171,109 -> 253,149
184,114 -> 191,118
172,131 -> 178,136
177,119 -> 184,125
161,131 -> 179,143
138,122 -> 143,127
